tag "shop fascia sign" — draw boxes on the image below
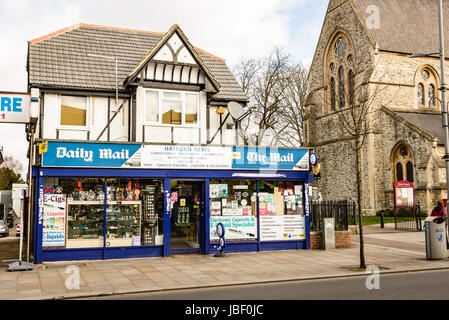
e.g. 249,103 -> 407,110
0,92 -> 31,124
42,141 -> 310,171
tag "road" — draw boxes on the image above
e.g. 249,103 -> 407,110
84,269 -> 449,300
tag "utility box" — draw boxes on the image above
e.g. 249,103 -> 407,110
425,218 -> 447,260
322,217 -> 335,250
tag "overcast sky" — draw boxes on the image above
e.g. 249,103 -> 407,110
0,0 -> 327,177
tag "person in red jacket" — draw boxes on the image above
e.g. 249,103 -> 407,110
431,200 -> 446,218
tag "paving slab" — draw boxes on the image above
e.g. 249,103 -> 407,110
1,230 -> 449,299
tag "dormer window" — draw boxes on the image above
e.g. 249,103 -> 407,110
144,89 -> 199,126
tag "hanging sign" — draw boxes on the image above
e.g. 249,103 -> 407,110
0,93 -> 31,123
42,194 -> 66,248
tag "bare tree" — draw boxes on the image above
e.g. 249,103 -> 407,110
321,65 -> 390,269
232,47 -> 309,147
279,63 -> 309,147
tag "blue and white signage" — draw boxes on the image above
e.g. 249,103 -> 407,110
42,142 -> 141,168
0,93 -> 31,123
232,147 -> 309,171
42,142 -> 310,171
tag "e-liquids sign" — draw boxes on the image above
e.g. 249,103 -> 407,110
0,93 -> 31,124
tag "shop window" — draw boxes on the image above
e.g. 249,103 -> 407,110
145,89 -> 199,126
106,179 -> 164,247
60,95 -> 87,127
209,180 -> 257,242
258,181 -> 305,241
43,178 -> 105,249
43,177 -> 164,249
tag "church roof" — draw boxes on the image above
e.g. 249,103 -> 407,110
27,23 -> 248,103
394,111 -> 444,143
352,0 -> 449,56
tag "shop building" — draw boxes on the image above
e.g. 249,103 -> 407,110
27,23 -> 313,263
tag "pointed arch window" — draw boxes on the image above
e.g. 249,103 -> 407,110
339,66 -> 345,108
326,34 -> 354,112
406,162 -> 414,183
429,84 -> 435,107
418,83 -> 424,105
348,69 -> 355,105
416,68 -> 439,108
392,144 -> 414,183
396,163 -> 404,182
330,77 -> 336,111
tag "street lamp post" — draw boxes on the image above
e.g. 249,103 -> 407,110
410,0 -> 449,203
437,0 -> 449,204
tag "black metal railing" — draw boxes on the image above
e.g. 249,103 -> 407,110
394,203 -> 422,232
310,200 -> 355,232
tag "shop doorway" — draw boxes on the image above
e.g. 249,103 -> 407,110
169,180 -> 205,253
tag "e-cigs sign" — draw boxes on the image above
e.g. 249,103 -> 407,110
0,92 -> 31,124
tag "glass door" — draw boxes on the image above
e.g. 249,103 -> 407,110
169,180 -> 204,252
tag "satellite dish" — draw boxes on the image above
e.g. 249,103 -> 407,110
227,101 -> 245,120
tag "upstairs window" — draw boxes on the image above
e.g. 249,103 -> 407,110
326,33 -> 355,112
60,95 -> 88,127
416,67 -> 439,108
144,89 -> 199,126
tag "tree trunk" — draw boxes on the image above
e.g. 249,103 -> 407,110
356,138 -> 366,269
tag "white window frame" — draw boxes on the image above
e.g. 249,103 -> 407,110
57,95 -> 90,130
143,89 -> 200,128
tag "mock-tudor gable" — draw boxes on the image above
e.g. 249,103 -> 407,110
124,24 -> 220,93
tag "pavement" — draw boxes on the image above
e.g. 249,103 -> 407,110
1,225 -> 449,300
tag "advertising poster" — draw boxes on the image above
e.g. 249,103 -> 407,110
210,216 -> 257,242
42,193 -> 66,248
260,215 -> 305,241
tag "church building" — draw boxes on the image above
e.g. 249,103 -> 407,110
304,0 -> 449,215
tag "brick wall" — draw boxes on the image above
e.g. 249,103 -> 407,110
310,231 -> 352,249
335,231 -> 352,248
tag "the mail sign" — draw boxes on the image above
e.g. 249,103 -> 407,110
0,93 -> 31,123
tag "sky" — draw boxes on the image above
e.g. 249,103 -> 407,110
0,0 -> 327,177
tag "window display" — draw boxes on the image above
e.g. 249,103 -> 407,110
259,181 -> 306,241
61,178 -> 105,248
43,177 -> 164,249
209,180 -> 257,242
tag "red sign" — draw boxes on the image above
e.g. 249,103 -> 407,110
393,181 -> 414,208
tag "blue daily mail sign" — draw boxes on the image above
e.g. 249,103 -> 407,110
0,93 -> 31,123
42,142 -> 142,168
42,142 -> 310,171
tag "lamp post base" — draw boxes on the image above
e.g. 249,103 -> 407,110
7,261 -> 33,272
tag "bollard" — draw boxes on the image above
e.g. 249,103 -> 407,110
380,212 -> 384,229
